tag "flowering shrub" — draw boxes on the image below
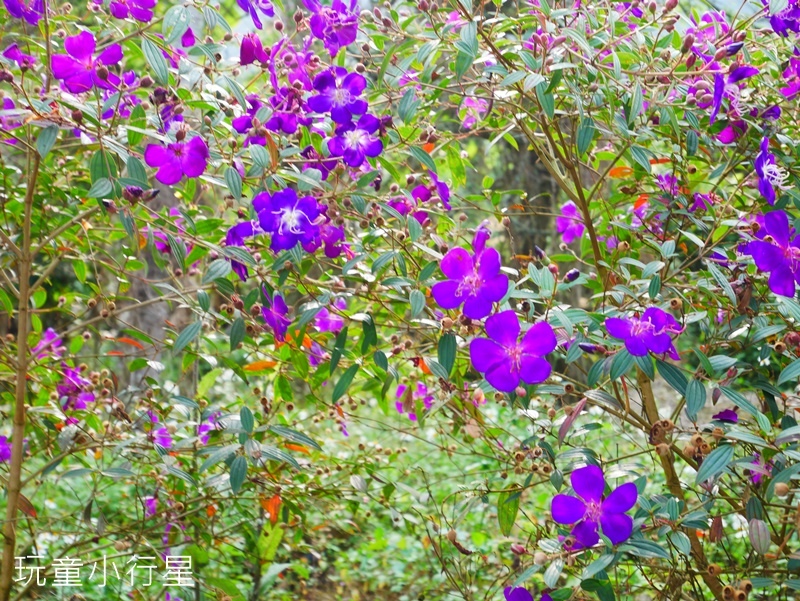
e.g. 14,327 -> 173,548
1,0 -> 800,598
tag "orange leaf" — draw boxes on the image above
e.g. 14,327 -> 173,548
117,337 -> 145,350
244,360 -> 277,372
634,194 -> 649,210
609,166 -> 633,178
423,142 -> 435,153
649,157 -> 671,165
260,494 -> 282,525
18,494 -> 37,518
139,234 -> 147,250
509,204 -> 526,211
335,404 -> 345,418
285,443 -> 310,454
419,357 -> 431,375
107,350 -> 126,357
207,504 -> 217,518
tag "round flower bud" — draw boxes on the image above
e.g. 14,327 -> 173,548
707,564 -> 722,576
722,586 -> 735,599
446,529 -> 457,543
740,580 -> 752,594
734,590 -> 746,601
515,386 -> 526,397
775,482 -> 790,497
655,443 -> 670,456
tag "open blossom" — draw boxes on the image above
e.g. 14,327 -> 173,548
713,408 -> 738,423
556,201 -> 585,245
328,114 -> 383,167
152,427 -> 172,448
262,290 -> 291,341
144,496 -> 157,517
765,0 -> 800,36
552,465 -> 637,547
32,328 -> 64,360
755,138 -> 788,205
144,136 -> 209,185
3,44 -> 35,68
469,311 -> 556,392
3,0 -> 42,24
303,0 -> 359,57
308,67 -> 367,124
432,246 -> 508,320
708,66 -> 759,124
605,307 -> 683,359
0,436 -> 11,463
460,97 -> 488,129
396,382 -> 434,421
57,365 -> 95,410
744,210 -> 800,297
255,188 -> 321,252
237,0 -> 274,29
108,0 -> 156,21
232,95 -> 267,147
52,32 -> 122,93
314,298 -> 346,333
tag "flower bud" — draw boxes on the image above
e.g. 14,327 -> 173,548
707,564 -> 722,577
563,268 -> 580,283
775,482 -> 790,497
681,33 -> 695,53
722,586 -> 735,599
96,65 -> 109,80
533,551 -> 548,565
664,0 -> 677,11
547,263 -> 558,277
510,543 -> 527,555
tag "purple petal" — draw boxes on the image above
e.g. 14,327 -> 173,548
765,210 -> 791,248
605,317 -> 632,340
519,356 -> 551,385
571,519 -> 600,547
469,338 -> 505,373
431,281 -> 463,310
462,295 -> 493,320
601,482 -> 637,514
65,32 -> 95,61
485,360 -> 518,392
485,310 -> 521,347
571,465 -> 605,502
503,587 -> 534,601
439,247 -> 472,280
97,44 -> 123,66
521,322 -> 557,356
599,512 -> 633,545
551,494 -> 586,524
769,268 -> 796,297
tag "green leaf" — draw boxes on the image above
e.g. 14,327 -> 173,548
695,444 -> 734,484
330,326 -> 348,375
229,455 -> 247,493
409,146 -> 437,173
87,178 -> 113,199
409,289 -> 425,318
610,349 -> 634,380
686,130 -> 698,156
230,317 -> 245,352
126,156 -> 148,185
620,539 -> 670,560
332,364 -> 359,402
202,259 -> 232,284
36,125 -> 58,158
629,145 -> 652,173
656,359 -> 687,396
778,357 -> 800,386
269,425 -> 322,450
240,406 -> 254,434
173,321 -> 202,354
397,88 -> 420,123
257,524 -> 284,562
438,333 -> 456,375
576,117 -> 595,156
497,489 -> 520,536
536,84 -> 555,119
141,38 -> 169,85
628,82 -> 643,125
684,379 -> 706,422
224,166 -> 242,199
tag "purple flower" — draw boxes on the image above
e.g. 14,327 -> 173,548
225,221 -> 261,281
3,44 -> 35,68
262,290 -> 291,341
57,365 -> 95,410
51,32 -> 123,94
232,95 -> 267,146
237,0 -> 274,29
303,0 -> 359,57
460,97 -> 488,129
181,27 -> 195,47
327,114 -> 383,167
469,311 -> 555,392
153,426 -> 172,448
109,0 -> 155,21
31,328 -> 64,360
781,49 -> 800,99
709,66 -> 759,124
0,436 -> 11,463
308,67 -> 368,124
144,496 -> 157,517
197,413 -> 218,444
240,33 -> 269,66
765,0 -> 800,36
690,193 -> 714,212
748,452 -> 773,485
314,298 -> 346,333
503,587 -> 533,601
551,464 -> 637,547
255,188 -> 321,252
605,307 -> 683,359
556,201 -> 585,245
3,0 -> 42,24
432,246 -> 508,320
144,136 -> 209,185
755,138 -> 787,205
395,382 -> 434,421
744,210 -> 800,297
712,408 -> 738,423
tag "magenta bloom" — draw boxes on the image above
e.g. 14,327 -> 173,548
51,32 -> 122,93
755,138 -> 787,205
551,465 -> 637,547
255,188 -> 321,252
503,588 -> 533,601
197,413 -> 218,444
57,365 -> 95,410
744,210 -> 800,297
708,66 -> 759,124
605,307 -> 682,359
262,290 -> 291,341
712,408 -> 738,423
469,311 -> 555,392
144,495 -> 157,517
3,44 -> 35,68
314,298 -> 346,333
327,114 -> 383,167
153,426 -> 172,448
308,67 -> 367,124
240,33 -> 269,66
556,201 -> 585,245
109,0 -> 155,21
460,97 -> 488,129
237,0 -> 274,28
0,436 -> 11,463
144,136 -> 209,185
303,0 -> 359,57
32,328 -> 64,360
432,247 -> 508,320
3,0 -> 42,24
395,382 -> 434,421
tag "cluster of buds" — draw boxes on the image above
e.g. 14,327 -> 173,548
684,432 -> 713,465
721,579 -> 752,601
